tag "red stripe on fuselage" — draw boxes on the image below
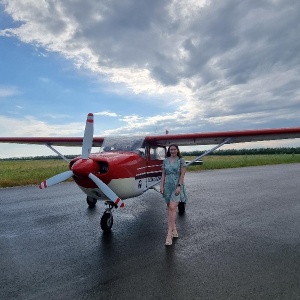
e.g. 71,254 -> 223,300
135,171 -> 162,180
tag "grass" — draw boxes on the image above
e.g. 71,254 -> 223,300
0,160 -> 69,188
186,154 -> 300,171
0,154 -> 300,188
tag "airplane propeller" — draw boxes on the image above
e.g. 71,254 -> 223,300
88,173 -> 124,208
81,113 -> 93,160
39,113 -> 124,208
39,170 -> 73,189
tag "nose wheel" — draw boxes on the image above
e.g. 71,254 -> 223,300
86,196 -> 97,208
100,201 -> 116,232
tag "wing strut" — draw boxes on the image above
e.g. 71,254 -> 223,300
185,137 -> 232,166
45,144 -> 70,163
146,137 -> 233,192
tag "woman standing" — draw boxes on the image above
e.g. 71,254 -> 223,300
160,144 -> 188,246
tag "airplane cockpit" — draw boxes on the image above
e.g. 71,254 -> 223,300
100,137 -> 166,160
148,145 -> 166,160
101,136 -> 146,157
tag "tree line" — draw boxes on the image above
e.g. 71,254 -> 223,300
181,147 -> 300,156
0,155 -> 78,161
1,147 -> 300,161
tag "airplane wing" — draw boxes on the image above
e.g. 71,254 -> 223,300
145,127 -> 300,147
0,137 -> 104,147
0,128 -> 299,148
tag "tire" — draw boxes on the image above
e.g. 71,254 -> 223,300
100,212 -> 114,232
178,202 -> 185,215
86,196 -> 97,208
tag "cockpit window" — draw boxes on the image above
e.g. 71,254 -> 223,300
101,136 -> 145,154
149,146 -> 166,160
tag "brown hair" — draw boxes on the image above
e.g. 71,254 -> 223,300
166,144 -> 182,158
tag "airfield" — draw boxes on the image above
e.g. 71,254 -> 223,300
1,163 -> 300,300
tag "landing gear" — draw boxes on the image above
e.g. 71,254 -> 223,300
86,196 -> 97,208
178,202 -> 185,215
100,201 -> 117,232
100,211 -> 114,232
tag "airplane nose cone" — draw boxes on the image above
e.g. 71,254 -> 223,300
71,159 -> 99,177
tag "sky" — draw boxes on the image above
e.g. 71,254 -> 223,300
0,0 -> 300,158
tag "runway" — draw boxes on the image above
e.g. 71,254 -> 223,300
1,164 -> 300,300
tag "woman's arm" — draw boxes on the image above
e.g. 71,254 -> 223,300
178,166 -> 186,185
178,158 -> 187,185
160,169 -> 165,194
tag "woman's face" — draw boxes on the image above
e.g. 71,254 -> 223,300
169,146 -> 178,156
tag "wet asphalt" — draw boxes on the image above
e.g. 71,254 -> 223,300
1,164 -> 300,300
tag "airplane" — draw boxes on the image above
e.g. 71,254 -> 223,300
0,113 -> 300,232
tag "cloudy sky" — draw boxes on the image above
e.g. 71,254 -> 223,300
0,0 -> 299,158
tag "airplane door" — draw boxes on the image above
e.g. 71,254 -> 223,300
146,145 -> 165,188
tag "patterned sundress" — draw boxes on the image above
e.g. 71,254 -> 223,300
162,157 -> 188,203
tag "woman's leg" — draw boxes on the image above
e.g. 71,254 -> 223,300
168,202 -> 179,234
165,202 -> 179,245
165,203 -> 171,244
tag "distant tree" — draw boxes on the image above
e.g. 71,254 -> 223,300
1,147 -> 300,161
181,147 -> 300,156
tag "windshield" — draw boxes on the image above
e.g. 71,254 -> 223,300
101,136 -> 145,153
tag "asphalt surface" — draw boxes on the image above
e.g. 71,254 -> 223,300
1,164 -> 300,300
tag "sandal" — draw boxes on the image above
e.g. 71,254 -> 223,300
172,229 -> 179,238
165,234 -> 173,246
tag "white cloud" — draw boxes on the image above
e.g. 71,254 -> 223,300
42,114 -> 73,119
0,86 -> 20,98
0,0 -> 299,140
0,115 -> 83,136
94,111 -> 119,117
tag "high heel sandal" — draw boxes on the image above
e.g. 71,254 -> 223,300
165,233 -> 173,246
172,229 -> 179,238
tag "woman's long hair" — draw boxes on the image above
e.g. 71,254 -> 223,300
166,144 -> 182,158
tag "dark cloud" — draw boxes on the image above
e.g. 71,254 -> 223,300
150,65 -> 179,86
1,0 -> 300,133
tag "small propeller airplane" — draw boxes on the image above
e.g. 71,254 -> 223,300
0,113 -> 300,232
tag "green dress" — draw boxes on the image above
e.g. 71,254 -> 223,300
162,157 -> 188,203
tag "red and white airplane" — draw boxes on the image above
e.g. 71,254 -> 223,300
1,113 -> 300,231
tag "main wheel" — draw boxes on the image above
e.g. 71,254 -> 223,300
178,202 -> 185,215
100,212 -> 114,232
86,196 -> 97,208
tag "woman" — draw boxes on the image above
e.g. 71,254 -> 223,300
160,144 -> 188,246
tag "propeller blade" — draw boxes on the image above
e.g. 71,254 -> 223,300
88,173 -> 124,208
39,170 -> 73,189
82,113 -> 94,160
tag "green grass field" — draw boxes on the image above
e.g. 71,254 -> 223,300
0,160 -> 69,188
0,154 -> 300,188
187,154 -> 300,171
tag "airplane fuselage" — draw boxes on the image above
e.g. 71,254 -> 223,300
70,151 -> 163,200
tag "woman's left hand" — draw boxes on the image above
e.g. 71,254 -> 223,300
175,186 -> 180,196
